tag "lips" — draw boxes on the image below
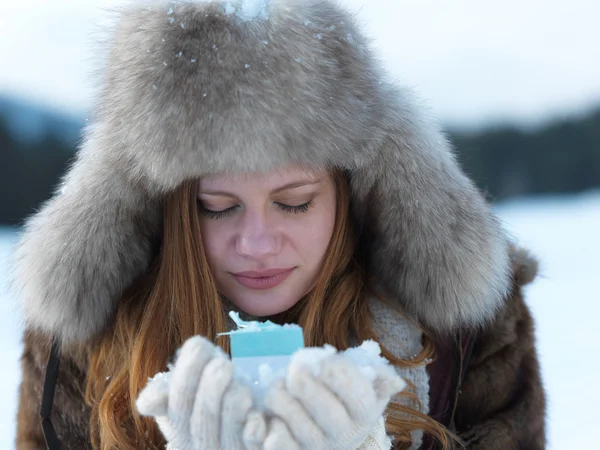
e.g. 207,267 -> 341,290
232,268 -> 295,290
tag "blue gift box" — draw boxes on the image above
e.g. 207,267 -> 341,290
219,312 -> 305,390
224,311 -> 304,358
230,323 -> 304,358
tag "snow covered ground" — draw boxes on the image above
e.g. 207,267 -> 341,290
1,191 -> 599,448
0,228 -> 22,446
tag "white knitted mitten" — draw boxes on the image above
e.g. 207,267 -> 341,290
356,417 -> 393,450
136,335 -> 261,450
254,345 -> 404,450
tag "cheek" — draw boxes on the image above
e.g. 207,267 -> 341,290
298,207 -> 336,257
199,221 -> 227,265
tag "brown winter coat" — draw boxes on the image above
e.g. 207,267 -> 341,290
425,248 -> 546,449
452,250 -> 546,450
15,248 -> 545,449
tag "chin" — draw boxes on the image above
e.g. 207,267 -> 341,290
229,291 -> 299,318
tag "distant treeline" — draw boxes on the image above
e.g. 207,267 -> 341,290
1,106 -> 599,225
0,119 -> 76,226
452,110 -> 600,201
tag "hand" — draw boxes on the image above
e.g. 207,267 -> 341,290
136,335 -> 261,450
258,344 -> 405,450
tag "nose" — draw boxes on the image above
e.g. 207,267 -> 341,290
235,210 -> 281,259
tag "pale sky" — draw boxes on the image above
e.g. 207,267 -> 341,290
1,0 -> 599,128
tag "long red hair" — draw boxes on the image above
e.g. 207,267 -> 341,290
85,170 -> 452,449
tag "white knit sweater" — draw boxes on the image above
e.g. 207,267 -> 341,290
368,296 -> 429,449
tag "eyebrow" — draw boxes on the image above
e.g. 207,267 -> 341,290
200,179 -> 321,197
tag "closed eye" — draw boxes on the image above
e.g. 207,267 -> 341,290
198,201 -> 314,219
277,201 -> 313,214
198,203 -> 238,219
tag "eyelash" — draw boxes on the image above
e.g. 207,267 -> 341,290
198,201 -> 314,219
198,205 -> 237,220
278,201 -> 313,214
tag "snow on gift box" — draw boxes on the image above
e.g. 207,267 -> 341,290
220,311 -> 304,398
220,311 -> 407,405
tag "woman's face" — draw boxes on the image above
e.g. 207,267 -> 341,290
197,165 -> 337,317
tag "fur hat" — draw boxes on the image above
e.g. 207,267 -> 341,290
12,0 -> 511,343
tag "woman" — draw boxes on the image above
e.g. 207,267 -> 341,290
13,0 -> 545,449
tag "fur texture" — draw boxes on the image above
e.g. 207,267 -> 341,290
13,0 -> 510,343
16,330 -> 93,449
453,248 -> 546,449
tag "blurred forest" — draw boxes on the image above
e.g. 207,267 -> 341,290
1,94 -> 599,225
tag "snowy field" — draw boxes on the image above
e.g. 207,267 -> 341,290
1,191 -> 599,448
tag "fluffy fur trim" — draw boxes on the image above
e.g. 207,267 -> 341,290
510,245 -> 539,287
13,0 -> 511,342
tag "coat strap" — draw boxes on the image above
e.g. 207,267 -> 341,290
448,329 -> 477,427
421,329 -> 477,449
40,336 -> 61,450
